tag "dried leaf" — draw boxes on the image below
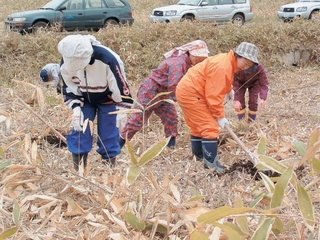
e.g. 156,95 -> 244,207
169,182 -> 180,203
31,141 -> 37,165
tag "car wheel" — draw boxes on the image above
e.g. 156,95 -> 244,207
232,14 -> 244,26
310,10 -> 320,21
181,15 -> 194,22
32,21 -> 50,33
104,19 -> 119,28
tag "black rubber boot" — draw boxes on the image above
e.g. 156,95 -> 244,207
191,135 -> 203,161
167,136 -> 176,149
72,153 -> 88,171
102,156 -> 116,168
119,136 -> 126,149
202,138 -> 225,172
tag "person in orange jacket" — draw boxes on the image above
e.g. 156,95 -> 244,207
176,42 -> 259,172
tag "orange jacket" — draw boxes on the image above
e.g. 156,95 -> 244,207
177,50 -> 237,119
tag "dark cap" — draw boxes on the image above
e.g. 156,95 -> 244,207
40,69 -> 49,82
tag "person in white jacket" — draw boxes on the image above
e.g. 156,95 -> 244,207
58,34 -> 133,171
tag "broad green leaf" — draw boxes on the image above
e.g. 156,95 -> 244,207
259,155 -> 287,174
13,203 -> 20,225
138,138 -> 168,166
312,158 -> 320,174
298,141 -> 320,167
257,136 -> 267,155
190,230 -> 209,240
123,212 -> 145,231
0,227 -> 18,240
0,146 -> 5,159
235,196 -> 249,234
0,159 -> 12,172
271,167 -> 293,209
126,137 -> 138,165
292,141 -> 307,157
189,187 -> 201,196
212,222 -> 241,240
145,224 -> 167,233
249,192 -> 265,208
188,195 -> 206,202
271,217 -> 284,236
197,206 -> 256,224
224,222 -> 246,236
127,166 -> 142,184
251,218 -> 275,240
297,182 -> 315,228
259,172 -> 275,194
307,128 -> 320,149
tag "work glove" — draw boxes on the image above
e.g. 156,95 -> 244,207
71,106 -> 84,131
224,89 -> 234,102
234,100 -> 242,112
259,99 -> 266,111
217,117 -> 229,129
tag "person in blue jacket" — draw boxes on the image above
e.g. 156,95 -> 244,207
58,34 -> 133,171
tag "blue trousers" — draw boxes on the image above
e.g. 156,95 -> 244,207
66,102 -> 119,159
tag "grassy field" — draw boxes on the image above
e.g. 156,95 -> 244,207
0,0 -> 320,239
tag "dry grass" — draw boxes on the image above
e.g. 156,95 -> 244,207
1,0 -> 320,239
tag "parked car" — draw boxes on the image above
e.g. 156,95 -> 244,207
277,0 -> 320,22
5,0 -> 134,34
149,0 -> 254,25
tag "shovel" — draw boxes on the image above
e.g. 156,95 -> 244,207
225,124 -> 259,166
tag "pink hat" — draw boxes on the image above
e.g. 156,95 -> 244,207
164,40 -> 209,59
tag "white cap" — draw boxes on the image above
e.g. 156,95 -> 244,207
58,35 -> 93,71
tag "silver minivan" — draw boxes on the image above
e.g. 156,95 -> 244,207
149,0 -> 254,25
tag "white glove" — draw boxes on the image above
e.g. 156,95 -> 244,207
72,106 -> 84,131
217,118 -> 229,129
224,89 -> 234,102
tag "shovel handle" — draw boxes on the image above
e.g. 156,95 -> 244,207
225,124 -> 258,166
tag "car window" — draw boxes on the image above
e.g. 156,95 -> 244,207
219,0 -> 234,4
177,0 -> 202,6
105,0 -> 126,7
61,0 -> 83,10
85,0 -> 107,8
234,0 -> 246,3
207,0 -> 218,5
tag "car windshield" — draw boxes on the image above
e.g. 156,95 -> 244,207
177,0 -> 202,6
41,0 -> 64,9
297,0 -> 320,2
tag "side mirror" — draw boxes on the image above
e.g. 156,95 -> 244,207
201,1 -> 208,6
59,6 -> 67,11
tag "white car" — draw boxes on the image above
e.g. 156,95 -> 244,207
277,0 -> 320,21
149,0 -> 254,25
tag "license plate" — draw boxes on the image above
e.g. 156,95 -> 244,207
284,13 -> 289,18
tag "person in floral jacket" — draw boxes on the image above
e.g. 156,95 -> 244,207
119,40 -> 209,149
